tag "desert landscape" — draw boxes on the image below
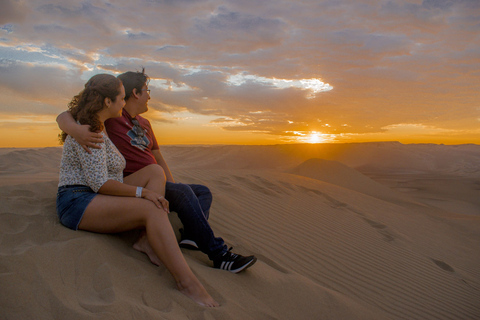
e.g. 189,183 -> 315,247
1,142 -> 479,319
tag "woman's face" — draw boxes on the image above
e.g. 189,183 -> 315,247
109,84 -> 126,117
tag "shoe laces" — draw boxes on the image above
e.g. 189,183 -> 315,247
222,247 -> 238,260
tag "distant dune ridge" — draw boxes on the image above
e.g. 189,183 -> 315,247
1,142 -> 479,319
287,158 -> 409,203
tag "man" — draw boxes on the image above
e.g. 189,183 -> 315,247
57,69 -> 257,273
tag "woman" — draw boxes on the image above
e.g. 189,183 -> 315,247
56,74 -> 218,307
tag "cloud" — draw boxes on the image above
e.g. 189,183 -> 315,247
0,59 -> 83,113
0,0 -> 27,25
0,0 -> 479,144
191,6 -> 288,53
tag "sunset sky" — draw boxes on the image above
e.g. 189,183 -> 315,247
1,0 -> 479,147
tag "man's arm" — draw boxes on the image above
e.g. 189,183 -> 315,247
152,149 -> 175,183
56,111 -> 104,153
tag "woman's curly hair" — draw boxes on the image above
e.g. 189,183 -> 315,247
59,74 -> 122,143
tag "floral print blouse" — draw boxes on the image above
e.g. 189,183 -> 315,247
58,132 -> 126,192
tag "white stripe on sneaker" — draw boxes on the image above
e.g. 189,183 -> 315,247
220,261 -> 235,271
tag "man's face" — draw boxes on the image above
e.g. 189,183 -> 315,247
138,84 -> 150,114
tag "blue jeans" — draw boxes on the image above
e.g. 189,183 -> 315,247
165,182 -> 227,260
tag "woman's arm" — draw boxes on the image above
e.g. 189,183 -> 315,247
98,180 -> 169,212
57,111 -> 104,153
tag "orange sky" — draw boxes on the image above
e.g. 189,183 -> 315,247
1,0 -> 479,147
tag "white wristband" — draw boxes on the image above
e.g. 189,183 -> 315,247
136,186 -> 143,198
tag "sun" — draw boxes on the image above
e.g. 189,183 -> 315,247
287,130 -> 334,144
307,131 -> 324,143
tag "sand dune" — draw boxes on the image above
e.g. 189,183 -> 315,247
287,158 -> 413,203
1,143 -> 479,319
162,142 -> 480,176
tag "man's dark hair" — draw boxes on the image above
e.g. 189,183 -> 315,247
118,68 -> 149,100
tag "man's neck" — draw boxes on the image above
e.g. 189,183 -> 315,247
123,103 -> 138,118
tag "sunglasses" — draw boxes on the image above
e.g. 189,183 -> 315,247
131,118 -> 145,137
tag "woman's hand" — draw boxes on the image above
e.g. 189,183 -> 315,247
72,124 -> 104,153
142,189 -> 170,213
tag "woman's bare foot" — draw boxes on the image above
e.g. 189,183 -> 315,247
177,277 -> 219,307
133,231 -> 162,266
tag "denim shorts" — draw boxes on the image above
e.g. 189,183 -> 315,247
56,185 -> 97,230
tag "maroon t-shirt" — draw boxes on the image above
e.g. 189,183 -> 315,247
105,109 -> 159,176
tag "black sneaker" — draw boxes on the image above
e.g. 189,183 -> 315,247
213,247 -> 257,273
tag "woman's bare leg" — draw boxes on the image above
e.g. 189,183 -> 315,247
132,230 -> 162,266
79,195 -> 219,307
124,164 -> 168,265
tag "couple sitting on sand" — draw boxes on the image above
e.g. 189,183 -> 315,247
56,70 -> 257,307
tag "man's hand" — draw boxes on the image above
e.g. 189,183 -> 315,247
72,124 -> 104,153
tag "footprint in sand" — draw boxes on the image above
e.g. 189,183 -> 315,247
78,263 -> 115,311
233,176 -> 277,196
431,258 -> 455,273
279,181 -> 297,192
92,264 -> 115,303
322,194 -> 348,208
361,217 -> 396,242
0,213 -> 30,234
250,176 -> 291,195
363,217 -> 387,229
297,185 -> 349,208
297,185 -> 324,197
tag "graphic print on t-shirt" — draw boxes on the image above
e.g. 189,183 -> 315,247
127,129 -> 150,151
